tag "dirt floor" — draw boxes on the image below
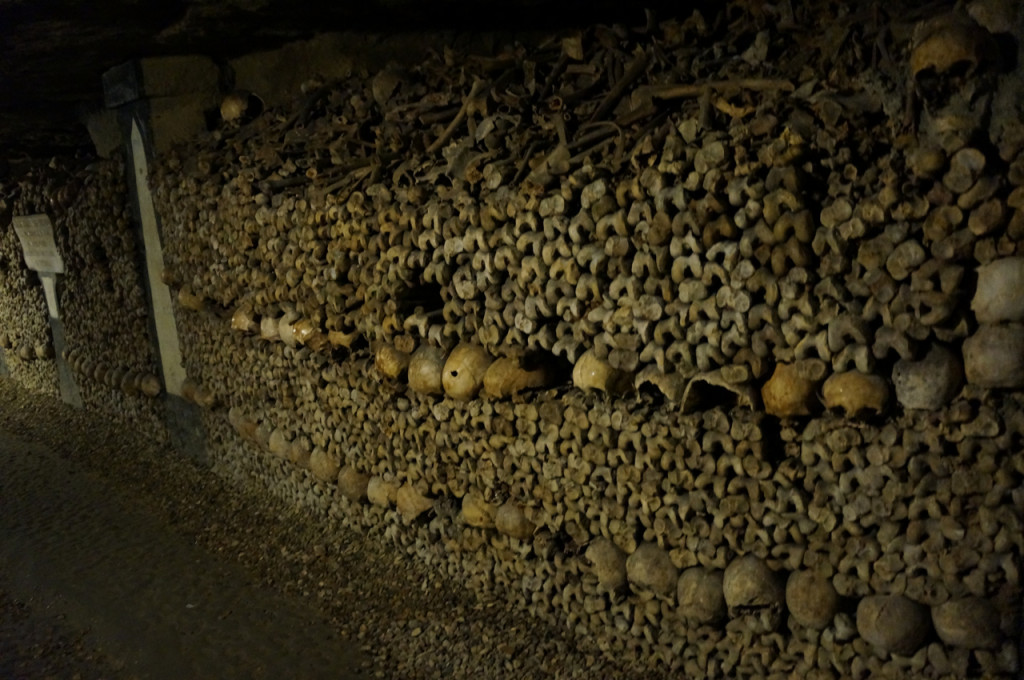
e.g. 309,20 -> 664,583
0,380 -> 639,679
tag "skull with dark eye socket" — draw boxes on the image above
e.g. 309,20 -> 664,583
908,10 -> 1010,158
911,12 -> 998,113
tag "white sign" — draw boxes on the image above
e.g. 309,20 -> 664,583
12,214 -> 64,274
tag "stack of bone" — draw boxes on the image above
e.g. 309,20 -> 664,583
56,157 -> 167,438
151,0 -> 1024,676
0,157 -> 166,438
0,165 -> 61,395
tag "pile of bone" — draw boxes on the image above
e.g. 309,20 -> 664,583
0,168 -> 61,393
3,158 -> 165,419
145,1 -> 1024,677
201,331 -> 1022,677
149,2 -> 1024,430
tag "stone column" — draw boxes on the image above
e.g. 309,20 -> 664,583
101,56 -> 221,463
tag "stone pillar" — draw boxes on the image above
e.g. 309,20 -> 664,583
102,56 -> 220,463
42,275 -> 82,408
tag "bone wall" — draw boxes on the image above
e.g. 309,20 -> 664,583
0,158 -> 167,440
0,166 -> 60,395
132,1 -> 1024,677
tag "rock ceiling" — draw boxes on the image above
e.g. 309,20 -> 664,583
0,0 -> 699,155
0,0 -> 964,156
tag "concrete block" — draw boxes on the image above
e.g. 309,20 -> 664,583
148,94 -> 216,154
102,61 -> 143,108
230,34 -> 356,110
139,56 -> 220,98
85,109 -> 122,159
229,31 -> 459,114
104,56 -> 219,107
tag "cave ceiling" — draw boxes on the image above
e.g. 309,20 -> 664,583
0,0 -> 949,156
